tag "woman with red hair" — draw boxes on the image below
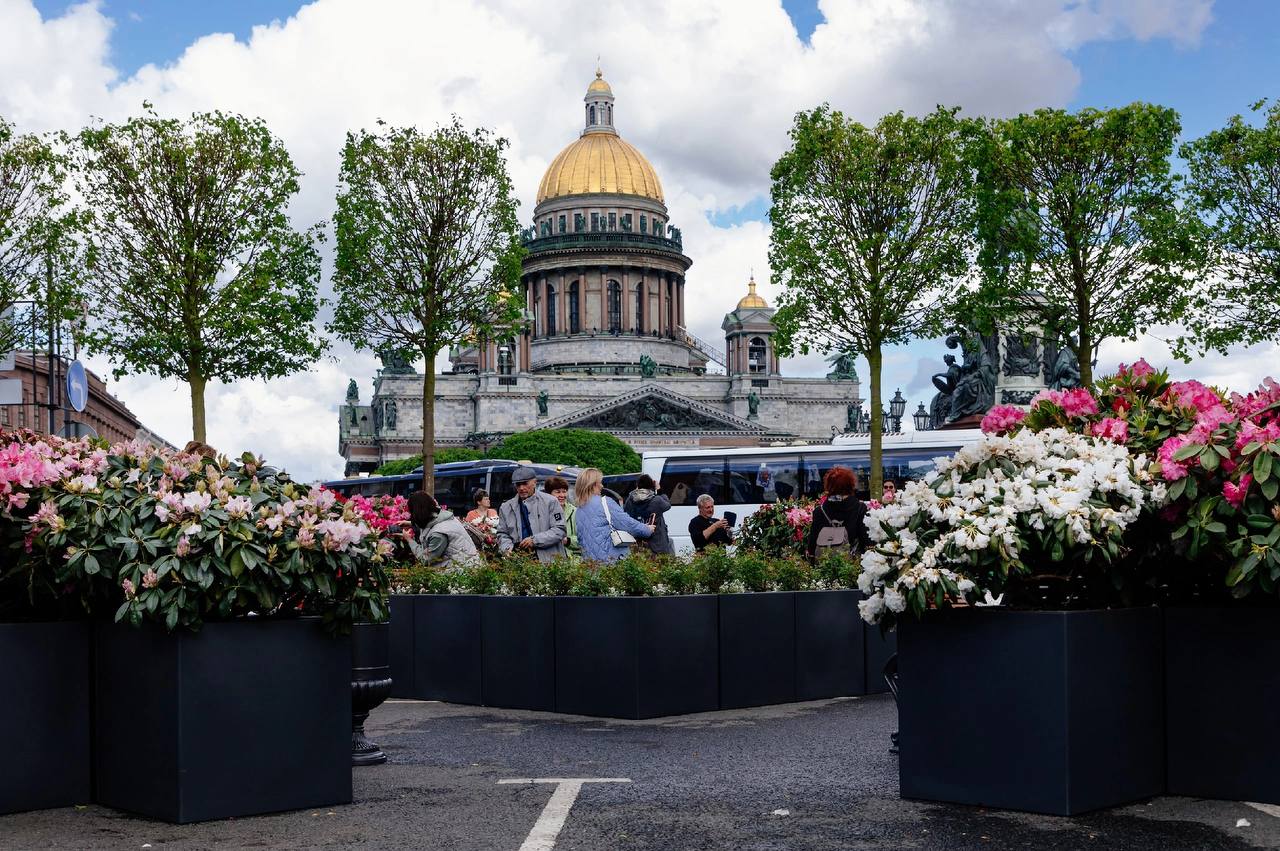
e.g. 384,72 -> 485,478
805,466 -> 870,559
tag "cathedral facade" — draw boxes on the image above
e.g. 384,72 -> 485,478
339,71 -> 861,475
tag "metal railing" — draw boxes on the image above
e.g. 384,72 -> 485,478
521,231 -> 685,255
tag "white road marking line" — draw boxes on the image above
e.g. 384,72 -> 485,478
499,778 -> 631,851
1246,802 -> 1280,819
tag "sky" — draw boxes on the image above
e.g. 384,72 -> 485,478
5,0 -> 1279,481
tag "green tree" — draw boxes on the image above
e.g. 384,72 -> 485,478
1180,99 -> 1280,353
0,117 -> 79,356
972,104 -> 1195,385
71,106 -> 326,443
769,105 -> 977,498
329,118 -> 523,494
486,429 -> 640,475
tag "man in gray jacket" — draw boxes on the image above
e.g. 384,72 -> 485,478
497,466 -> 567,563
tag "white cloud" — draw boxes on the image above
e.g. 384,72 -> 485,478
0,0 -> 1225,480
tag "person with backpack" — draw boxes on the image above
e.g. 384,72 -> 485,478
623,474 -> 674,555
407,491 -> 481,569
806,466 -> 870,560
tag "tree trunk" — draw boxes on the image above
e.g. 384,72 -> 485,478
867,346 -> 883,501
1076,320 -> 1093,387
188,370 -> 207,444
421,363 -> 436,496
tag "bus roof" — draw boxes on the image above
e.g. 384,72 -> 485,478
641,429 -> 983,461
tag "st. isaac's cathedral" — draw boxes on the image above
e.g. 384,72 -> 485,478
338,70 -> 862,475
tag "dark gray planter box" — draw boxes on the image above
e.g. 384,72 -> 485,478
482,596 -> 555,711
1166,607 -> 1280,804
0,622 -> 91,815
795,590 -> 865,700
94,618 -> 351,823
864,620 -> 897,695
412,595 -> 481,704
556,595 -> 719,718
720,592 -> 796,709
898,607 -> 1164,816
388,595 -> 415,698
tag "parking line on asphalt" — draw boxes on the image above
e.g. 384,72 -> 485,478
499,778 -> 632,850
1246,802 -> 1280,819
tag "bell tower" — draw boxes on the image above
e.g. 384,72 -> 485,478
722,275 -> 779,377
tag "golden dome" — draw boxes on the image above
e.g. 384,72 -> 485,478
587,68 -> 612,95
536,133 -> 664,204
737,277 -> 768,309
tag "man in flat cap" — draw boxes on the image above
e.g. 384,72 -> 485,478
497,466 -> 567,563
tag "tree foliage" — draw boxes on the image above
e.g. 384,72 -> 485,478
972,104 -> 1195,385
71,106 -> 326,442
1180,99 -> 1280,353
0,116 -> 79,354
485,429 -> 640,475
769,105 -> 977,497
372,447 -> 484,477
330,118 -> 523,494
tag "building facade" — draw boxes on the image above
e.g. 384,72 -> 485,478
339,71 -> 861,475
1,351 -> 171,446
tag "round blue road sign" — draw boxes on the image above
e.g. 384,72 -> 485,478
66,360 -> 88,413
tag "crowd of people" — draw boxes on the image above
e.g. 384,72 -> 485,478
404,464 -> 877,570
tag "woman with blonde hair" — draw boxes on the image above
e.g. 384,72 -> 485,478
573,468 -> 654,563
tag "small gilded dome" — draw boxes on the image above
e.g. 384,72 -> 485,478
537,133 -> 664,203
737,277 -> 768,309
587,68 -> 613,95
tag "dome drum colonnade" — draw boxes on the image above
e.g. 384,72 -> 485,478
518,69 -> 701,376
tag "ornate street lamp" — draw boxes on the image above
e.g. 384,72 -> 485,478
890,389 -> 907,426
913,402 -> 932,431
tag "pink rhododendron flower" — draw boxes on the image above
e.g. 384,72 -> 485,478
121,578 -> 136,599
1189,405 -> 1235,444
142,568 -> 160,589
1118,359 -> 1155,381
981,405 -> 1027,434
1223,474 -> 1253,509
1235,420 -> 1280,452
1157,435 -> 1192,481
1090,417 -> 1129,443
1166,380 -> 1222,414
1030,388 -> 1098,417
175,536 -> 192,557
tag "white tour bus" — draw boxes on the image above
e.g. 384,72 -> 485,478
643,429 -> 984,554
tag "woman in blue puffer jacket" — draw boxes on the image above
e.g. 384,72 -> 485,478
573,468 -> 654,563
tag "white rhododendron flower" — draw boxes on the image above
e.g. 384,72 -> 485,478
857,428 -> 1153,626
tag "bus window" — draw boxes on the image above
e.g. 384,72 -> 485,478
802,455 -> 867,498
727,455 -> 800,504
361,480 -> 393,498
660,457 -> 724,507
434,472 -> 470,509
488,469 -> 516,505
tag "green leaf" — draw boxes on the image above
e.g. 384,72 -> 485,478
230,548 -> 246,578
84,553 -> 100,575
1255,451 -> 1273,484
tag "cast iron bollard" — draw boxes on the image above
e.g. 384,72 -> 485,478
884,652 -> 899,754
351,621 -> 393,766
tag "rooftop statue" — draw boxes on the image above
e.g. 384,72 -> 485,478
377,346 -> 415,375
826,351 -> 859,381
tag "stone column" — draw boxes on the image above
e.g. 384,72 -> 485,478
600,265 -> 608,332
558,271 -> 566,335
622,268 -> 631,332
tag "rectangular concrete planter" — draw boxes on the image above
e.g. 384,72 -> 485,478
864,618 -> 897,695
1166,607 -> 1280,804
720,592 -> 797,709
412,595 -> 482,704
94,618 -> 351,823
898,607 -> 1164,816
482,596 -> 555,711
388,594 -> 415,698
555,595 -> 719,719
0,622 -> 91,815
795,590 -> 865,700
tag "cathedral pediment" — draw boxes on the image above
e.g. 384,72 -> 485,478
539,384 -> 768,434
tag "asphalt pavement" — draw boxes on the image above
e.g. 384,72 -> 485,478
3,695 -> 1277,850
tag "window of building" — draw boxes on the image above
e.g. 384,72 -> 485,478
634,283 -> 644,333
608,212 -> 617,230
546,283 -> 557,334
569,281 -> 580,333
498,344 -> 513,375
654,220 -> 663,236
574,213 -> 585,233
640,214 -> 647,234
607,280 -> 622,332
749,337 -> 767,373
590,213 -> 599,231
558,215 -> 566,233
589,104 -> 596,125
622,213 -> 632,232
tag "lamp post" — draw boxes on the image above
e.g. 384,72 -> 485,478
913,402 -> 932,432
889,389 -> 906,432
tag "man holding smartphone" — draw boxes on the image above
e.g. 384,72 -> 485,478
689,493 -> 734,550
